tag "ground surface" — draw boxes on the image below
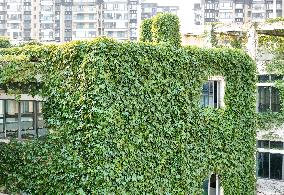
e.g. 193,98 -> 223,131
257,179 -> 284,195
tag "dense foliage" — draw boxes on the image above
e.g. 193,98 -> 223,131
0,37 -> 11,48
0,38 -> 256,194
140,13 -> 181,47
139,18 -> 153,42
258,34 -> 284,130
210,24 -> 247,49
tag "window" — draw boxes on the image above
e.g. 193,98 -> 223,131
200,81 -> 221,108
257,140 -> 284,180
258,86 -> 280,112
0,100 -> 46,139
89,23 -> 94,29
0,100 -> 4,138
21,101 -> 34,139
258,74 -> 283,82
202,174 -> 222,195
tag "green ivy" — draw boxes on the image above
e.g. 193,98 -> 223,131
0,38 -> 256,194
139,18 -> 153,42
257,34 -> 284,130
266,17 -> 284,23
0,37 -> 11,48
140,13 -> 181,47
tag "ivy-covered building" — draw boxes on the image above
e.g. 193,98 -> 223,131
0,36 -> 256,194
183,21 -> 284,194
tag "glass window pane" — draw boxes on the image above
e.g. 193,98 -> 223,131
21,101 -> 34,114
271,87 -> 280,112
0,100 -> 4,138
270,153 -> 283,180
0,100 -> 3,117
38,101 -> 43,114
213,81 -> 219,108
201,82 -> 209,107
270,141 -> 283,150
201,81 -> 220,108
21,101 -> 35,139
258,75 -> 270,83
258,86 -> 270,112
37,102 -> 47,137
270,74 -> 283,82
5,100 -> 19,138
257,152 -> 269,178
6,100 -> 19,115
257,140 -> 269,148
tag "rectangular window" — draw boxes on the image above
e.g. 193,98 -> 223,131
5,100 -> 19,138
258,140 -> 269,148
257,140 -> 284,181
0,100 -> 4,138
0,100 -> 47,139
270,141 -> 283,150
200,81 -> 220,108
257,152 -> 270,178
270,153 -> 283,180
20,101 -> 35,139
258,86 -> 280,112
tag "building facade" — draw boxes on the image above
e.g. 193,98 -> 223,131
194,0 -> 284,25
0,0 -> 141,42
183,22 -> 284,194
141,2 -> 179,20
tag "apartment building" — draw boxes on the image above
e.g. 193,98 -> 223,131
194,0 -> 284,25
141,2 -> 179,20
0,0 -> 140,42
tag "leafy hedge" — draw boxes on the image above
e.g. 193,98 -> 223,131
0,38 -> 256,194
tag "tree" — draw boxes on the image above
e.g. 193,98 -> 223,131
140,13 -> 182,47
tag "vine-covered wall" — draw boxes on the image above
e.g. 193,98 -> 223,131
0,38 -> 256,194
257,34 -> 284,133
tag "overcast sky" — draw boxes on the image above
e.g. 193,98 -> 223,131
144,0 -> 200,34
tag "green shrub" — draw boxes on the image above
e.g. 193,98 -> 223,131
152,13 -> 182,47
0,38 -> 256,194
140,18 -> 153,42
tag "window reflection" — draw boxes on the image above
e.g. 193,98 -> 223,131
37,102 -> 46,137
5,100 -> 19,138
0,100 -> 4,138
200,81 -> 220,108
270,154 -> 283,180
21,101 -> 35,139
257,152 -> 269,178
0,100 -> 47,139
258,86 -> 280,112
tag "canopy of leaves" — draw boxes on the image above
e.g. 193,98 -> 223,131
139,18 -> 153,42
0,38 -> 256,194
140,13 -> 181,47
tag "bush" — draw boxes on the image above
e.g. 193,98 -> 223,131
139,18 -> 153,42
152,13 -> 182,47
140,13 -> 182,47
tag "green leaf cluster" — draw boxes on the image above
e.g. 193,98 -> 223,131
0,38 -> 256,194
140,13 -> 182,47
0,37 -> 11,48
139,18 -> 153,42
